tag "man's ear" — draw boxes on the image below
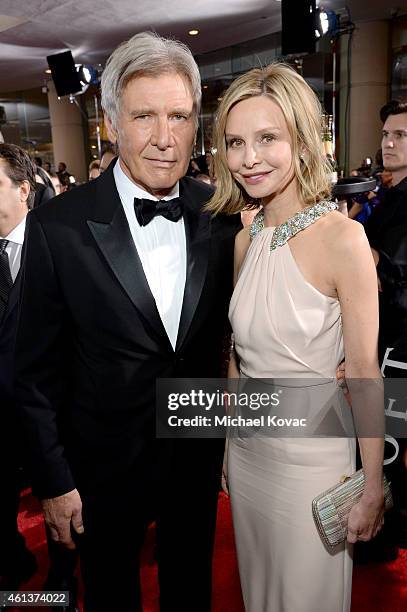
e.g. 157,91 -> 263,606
104,114 -> 118,144
19,180 -> 30,205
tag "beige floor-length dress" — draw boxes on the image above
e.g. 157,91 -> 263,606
228,211 -> 355,612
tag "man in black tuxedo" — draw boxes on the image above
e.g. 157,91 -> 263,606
0,144 -> 37,589
15,32 -> 240,612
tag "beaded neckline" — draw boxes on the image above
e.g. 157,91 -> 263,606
249,200 -> 338,252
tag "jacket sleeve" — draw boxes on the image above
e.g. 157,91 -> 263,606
14,210 -> 76,499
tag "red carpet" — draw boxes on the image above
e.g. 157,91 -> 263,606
13,490 -> 407,611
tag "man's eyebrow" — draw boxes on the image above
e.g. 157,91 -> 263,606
129,108 -> 152,116
383,128 -> 407,134
170,108 -> 192,115
128,107 -> 192,116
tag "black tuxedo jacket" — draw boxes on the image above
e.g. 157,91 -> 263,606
0,274 -> 21,404
0,272 -> 22,458
15,165 -> 240,499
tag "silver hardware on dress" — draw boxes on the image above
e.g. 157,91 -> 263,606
249,200 -> 338,251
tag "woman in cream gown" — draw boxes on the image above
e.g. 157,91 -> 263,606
207,63 -> 385,612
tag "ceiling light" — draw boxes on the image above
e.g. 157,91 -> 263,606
45,69 -> 52,74
203,85 -> 208,89
188,29 -> 199,36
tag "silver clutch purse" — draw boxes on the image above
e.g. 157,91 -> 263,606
312,469 -> 393,549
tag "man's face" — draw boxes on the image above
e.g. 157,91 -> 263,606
382,113 -> 407,182
104,72 -> 196,197
51,175 -> 62,194
0,160 -> 28,226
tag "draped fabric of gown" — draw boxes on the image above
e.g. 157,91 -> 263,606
228,216 -> 355,612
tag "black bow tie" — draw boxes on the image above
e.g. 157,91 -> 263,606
134,197 -> 184,227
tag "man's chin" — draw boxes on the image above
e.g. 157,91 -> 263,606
146,172 -> 184,190
145,180 -> 181,197
384,164 -> 399,172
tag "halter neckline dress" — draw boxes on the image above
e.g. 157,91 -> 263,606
228,202 -> 355,612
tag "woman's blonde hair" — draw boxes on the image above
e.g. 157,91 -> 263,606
207,63 -> 332,215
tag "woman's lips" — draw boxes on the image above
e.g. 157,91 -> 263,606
242,171 -> 271,185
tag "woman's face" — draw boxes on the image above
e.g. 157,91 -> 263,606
225,95 -> 295,203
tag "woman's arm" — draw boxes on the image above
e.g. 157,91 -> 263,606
330,219 -> 385,542
232,227 -> 251,286
228,227 -> 251,377
222,228 -> 251,495
228,343 -> 240,378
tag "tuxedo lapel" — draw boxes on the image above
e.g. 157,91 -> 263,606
87,168 -> 172,351
0,271 -> 20,329
176,179 -> 211,351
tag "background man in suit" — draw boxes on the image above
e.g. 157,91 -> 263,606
0,145 -> 79,612
0,143 -> 37,589
15,32 -> 240,612
363,100 -> 407,559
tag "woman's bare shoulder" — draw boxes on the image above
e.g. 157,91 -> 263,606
233,227 -> 251,282
323,211 -> 369,253
235,226 -> 251,253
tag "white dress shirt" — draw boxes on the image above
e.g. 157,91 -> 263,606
1,215 -> 27,283
113,160 -> 186,350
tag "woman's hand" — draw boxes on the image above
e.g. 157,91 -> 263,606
347,492 -> 385,543
221,450 -> 229,496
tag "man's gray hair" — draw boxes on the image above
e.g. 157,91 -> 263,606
101,31 -> 202,128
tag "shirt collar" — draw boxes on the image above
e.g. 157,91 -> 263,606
113,158 -> 179,202
1,214 -> 27,245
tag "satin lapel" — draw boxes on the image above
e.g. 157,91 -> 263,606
87,169 -> 172,350
176,182 -> 211,351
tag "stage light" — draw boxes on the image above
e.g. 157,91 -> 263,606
47,51 -> 82,97
282,0 -> 316,56
315,8 -> 338,38
77,65 -> 91,85
76,64 -> 98,86
320,10 -> 329,34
